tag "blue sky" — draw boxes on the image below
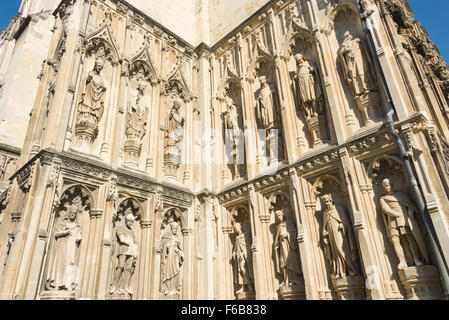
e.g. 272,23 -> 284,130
0,0 -> 447,61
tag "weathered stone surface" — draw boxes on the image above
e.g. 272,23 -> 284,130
0,0 -> 448,301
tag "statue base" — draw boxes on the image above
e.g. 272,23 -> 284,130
40,290 -> 76,300
124,140 -> 142,167
331,275 -> 365,300
279,283 -> 306,300
236,291 -> 255,300
159,292 -> 181,300
355,92 -> 379,126
398,265 -> 444,300
306,115 -> 327,147
105,291 -> 132,300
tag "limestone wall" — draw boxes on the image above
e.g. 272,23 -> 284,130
209,0 -> 270,45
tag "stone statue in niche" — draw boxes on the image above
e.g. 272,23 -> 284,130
124,78 -> 148,166
273,210 -> 302,287
108,210 -> 138,297
76,55 -> 107,145
126,79 -> 148,142
164,96 -> 185,179
338,32 -> 378,126
255,75 -> 280,164
45,196 -> 83,292
380,179 -> 430,270
160,218 -> 184,296
223,92 -> 244,179
232,221 -> 254,295
294,54 -> 326,146
321,194 -> 360,279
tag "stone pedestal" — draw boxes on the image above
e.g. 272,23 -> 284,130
355,91 -> 379,126
123,140 -> 142,168
40,291 -> 76,300
279,283 -> 306,300
398,265 -> 444,300
331,275 -> 366,300
306,115 -> 327,147
236,291 -> 255,300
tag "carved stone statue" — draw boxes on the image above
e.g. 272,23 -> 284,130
223,95 -> 241,141
380,179 -> 430,270
126,79 -> 148,142
223,94 -> 244,179
232,221 -> 254,295
108,210 -> 138,297
255,75 -> 280,163
76,56 -> 107,144
294,54 -> 326,146
294,54 -> 323,120
160,219 -> 184,296
338,32 -> 378,125
255,75 -> 277,131
321,194 -> 360,279
164,97 -> 185,178
46,196 -> 83,291
338,32 -> 377,98
273,210 -> 302,287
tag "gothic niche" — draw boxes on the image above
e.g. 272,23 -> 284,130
75,41 -> 112,150
41,186 -> 91,300
313,176 -> 365,300
287,29 -> 328,147
222,81 -> 246,181
269,192 -> 304,300
368,157 -> 443,299
230,206 -> 255,300
107,198 -> 142,300
164,82 -> 186,181
160,208 -> 185,298
254,60 -> 284,165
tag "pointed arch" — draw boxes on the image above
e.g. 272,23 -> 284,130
129,45 -> 159,86
163,66 -> 193,102
280,15 -> 314,59
246,32 -> 274,81
323,2 -> 359,32
85,24 -> 120,65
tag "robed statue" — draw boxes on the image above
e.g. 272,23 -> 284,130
273,210 -> 302,286
232,221 -> 254,294
126,79 -> 148,142
321,194 -> 360,279
337,32 -> 377,99
160,219 -> 184,296
46,197 -> 83,291
77,56 -> 107,129
255,75 -> 279,130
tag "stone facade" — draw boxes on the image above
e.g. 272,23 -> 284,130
0,0 -> 448,300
